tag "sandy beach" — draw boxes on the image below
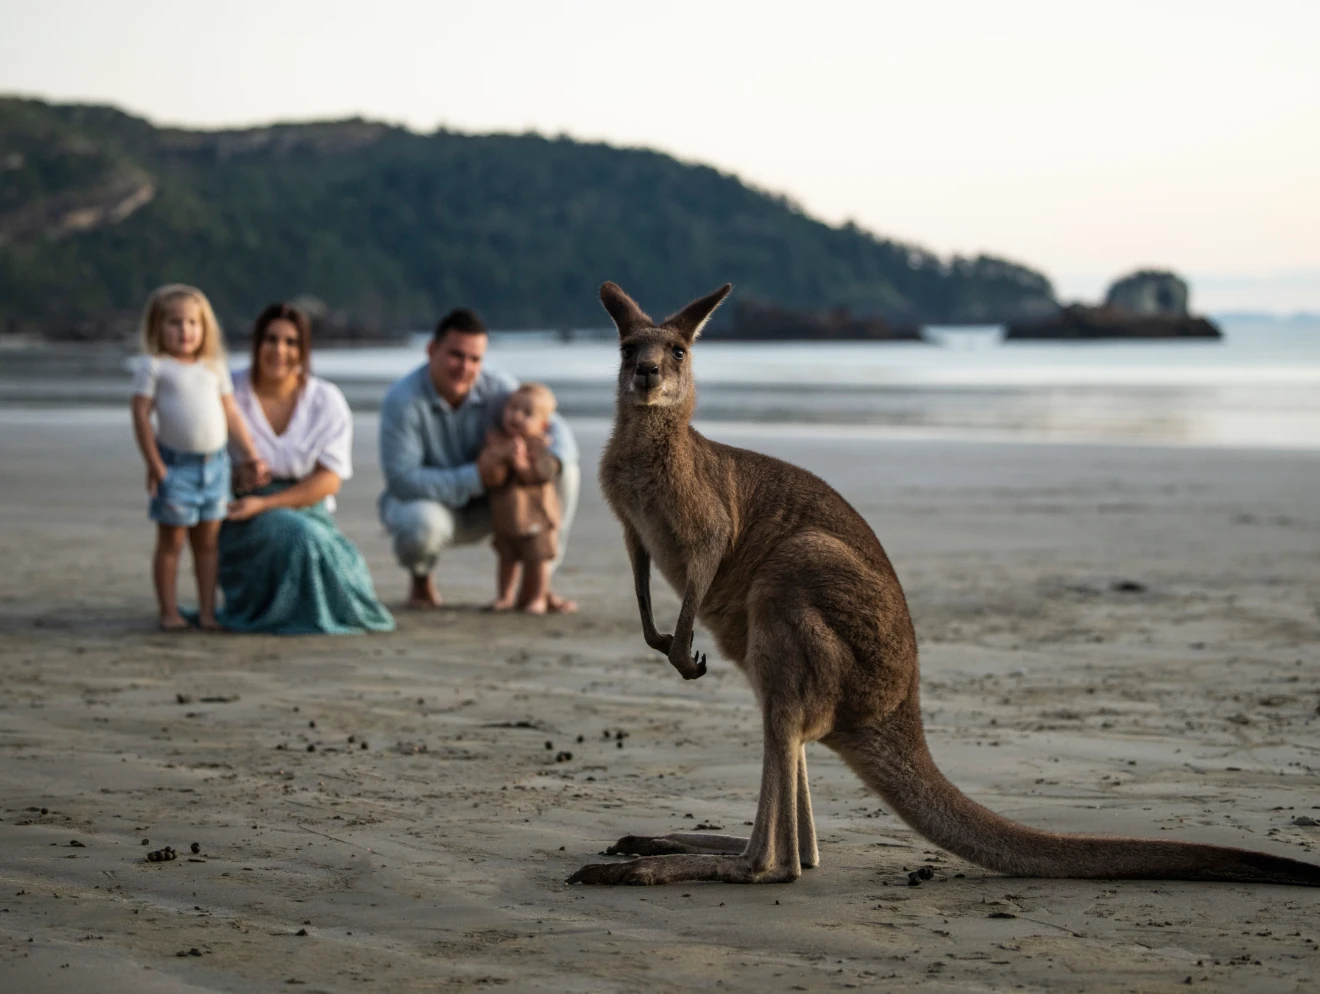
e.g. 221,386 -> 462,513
1,410 -> 1318,993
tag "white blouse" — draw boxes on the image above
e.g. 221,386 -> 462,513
230,371 -> 354,483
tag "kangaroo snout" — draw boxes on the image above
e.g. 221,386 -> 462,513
633,362 -> 661,390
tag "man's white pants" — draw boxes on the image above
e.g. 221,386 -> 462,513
380,462 -> 580,577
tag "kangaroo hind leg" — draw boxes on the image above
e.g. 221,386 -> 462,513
568,709 -> 803,885
605,746 -> 817,865
797,746 -> 819,868
602,742 -> 750,858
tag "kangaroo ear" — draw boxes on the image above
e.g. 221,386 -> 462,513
663,283 -> 733,343
599,282 -> 653,337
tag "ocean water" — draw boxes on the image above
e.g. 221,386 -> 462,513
309,319 -> 1320,449
3,319 -> 1318,449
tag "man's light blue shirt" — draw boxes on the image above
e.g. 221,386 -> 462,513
378,363 -> 579,510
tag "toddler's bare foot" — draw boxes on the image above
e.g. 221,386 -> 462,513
520,596 -> 549,615
487,596 -> 517,612
408,575 -> 444,609
197,615 -> 224,632
158,614 -> 190,632
546,592 -> 579,614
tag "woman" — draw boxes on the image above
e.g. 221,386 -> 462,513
216,303 -> 395,634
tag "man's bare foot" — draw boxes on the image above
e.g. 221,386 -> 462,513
487,597 -> 517,612
546,592 -> 578,614
520,596 -> 549,615
197,615 -> 224,632
408,575 -> 444,610
158,614 -> 190,632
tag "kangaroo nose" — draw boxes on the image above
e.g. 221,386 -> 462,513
633,362 -> 661,392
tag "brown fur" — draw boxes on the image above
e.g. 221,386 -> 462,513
568,281 -> 1320,887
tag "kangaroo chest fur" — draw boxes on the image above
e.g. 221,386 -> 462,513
601,444 -> 695,593
601,423 -> 759,670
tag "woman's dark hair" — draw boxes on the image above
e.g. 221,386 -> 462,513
250,303 -> 313,388
434,307 -> 487,341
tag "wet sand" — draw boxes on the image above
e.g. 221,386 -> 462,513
1,410 -> 1318,992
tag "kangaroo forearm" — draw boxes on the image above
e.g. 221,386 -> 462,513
662,546 -> 722,680
631,550 -> 663,645
639,592 -> 663,646
675,547 -> 721,631
672,584 -> 700,645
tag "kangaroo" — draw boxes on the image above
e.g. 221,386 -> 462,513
568,280 -> 1320,888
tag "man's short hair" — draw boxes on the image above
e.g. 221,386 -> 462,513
434,308 -> 487,341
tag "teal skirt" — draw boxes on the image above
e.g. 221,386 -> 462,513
215,483 -> 395,635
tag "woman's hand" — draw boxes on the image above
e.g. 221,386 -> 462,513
227,495 -> 269,522
233,459 -> 272,493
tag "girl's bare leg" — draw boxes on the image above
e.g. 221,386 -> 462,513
518,559 -> 552,614
490,554 -> 520,611
154,524 -> 189,630
189,520 -> 223,629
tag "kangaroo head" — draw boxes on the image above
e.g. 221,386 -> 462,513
599,282 -> 732,410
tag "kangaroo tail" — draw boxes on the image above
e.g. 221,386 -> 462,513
834,687 -> 1320,886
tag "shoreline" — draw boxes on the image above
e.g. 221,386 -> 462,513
3,406 -> 1320,454
4,323 -> 1320,451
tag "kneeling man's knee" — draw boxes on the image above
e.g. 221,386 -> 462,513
384,500 -> 455,575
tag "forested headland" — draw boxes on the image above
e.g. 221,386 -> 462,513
0,97 -> 1059,339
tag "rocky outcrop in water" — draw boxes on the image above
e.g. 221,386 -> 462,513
1104,270 -> 1189,316
1004,304 -> 1220,340
1005,269 -> 1219,340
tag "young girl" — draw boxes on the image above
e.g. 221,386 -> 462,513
129,285 -> 266,631
479,383 -> 562,614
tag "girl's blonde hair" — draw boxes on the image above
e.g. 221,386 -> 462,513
138,284 -> 228,369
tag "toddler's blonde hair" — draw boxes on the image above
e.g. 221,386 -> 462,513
513,382 -> 557,420
138,284 -> 228,369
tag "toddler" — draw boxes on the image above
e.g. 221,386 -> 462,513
479,383 -> 562,613
129,284 -> 265,630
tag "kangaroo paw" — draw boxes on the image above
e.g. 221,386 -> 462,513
667,646 -> 707,680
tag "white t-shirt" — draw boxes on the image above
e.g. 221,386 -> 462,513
132,355 -> 233,454
229,371 -> 353,482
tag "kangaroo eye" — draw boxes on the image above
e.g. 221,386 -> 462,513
671,346 -> 686,361
621,344 -> 637,360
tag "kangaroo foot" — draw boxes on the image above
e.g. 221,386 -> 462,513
606,832 -> 818,868
607,833 -> 748,857
568,853 -> 799,886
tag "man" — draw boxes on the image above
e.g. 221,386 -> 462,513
378,308 -> 580,610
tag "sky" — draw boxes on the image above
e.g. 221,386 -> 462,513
2,0 -> 1317,312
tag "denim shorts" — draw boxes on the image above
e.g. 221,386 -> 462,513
150,443 -> 231,527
